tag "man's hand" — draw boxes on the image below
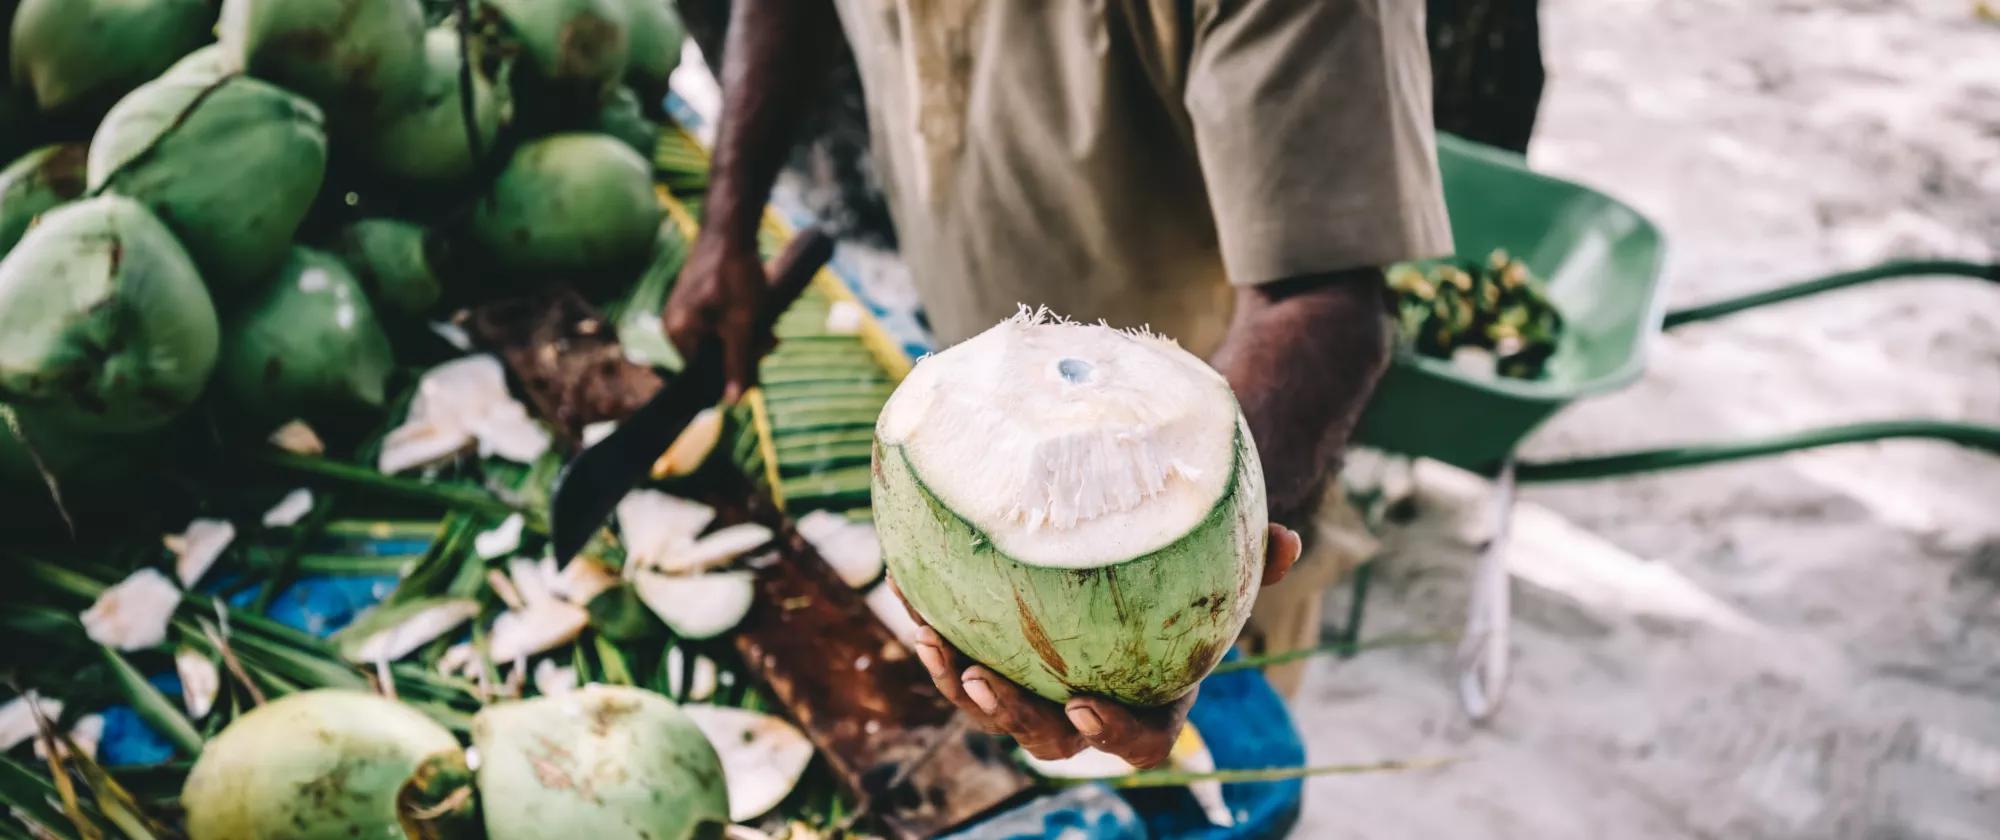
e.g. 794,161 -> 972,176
895,523 -> 1303,768
663,232 -> 771,403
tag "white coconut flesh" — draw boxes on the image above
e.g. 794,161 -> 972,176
795,510 -> 883,588
378,355 -> 550,473
267,418 -> 325,455
81,568 -> 181,651
863,582 -> 922,648
474,513 -> 525,559
680,704 -> 814,822
0,693 -> 60,752
876,311 -> 1240,569
615,489 -> 716,571
338,597 -> 480,663
634,570 -> 755,640
658,522 -> 774,575
175,647 -> 220,719
167,518 -> 236,588
665,647 -> 718,701
261,488 -> 314,528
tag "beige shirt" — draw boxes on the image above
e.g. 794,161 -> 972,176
830,0 -> 1454,356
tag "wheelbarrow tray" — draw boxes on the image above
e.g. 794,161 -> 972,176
1355,134 -> 1667,471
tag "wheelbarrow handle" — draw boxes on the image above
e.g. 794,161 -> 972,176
1661,259 -> 1997,328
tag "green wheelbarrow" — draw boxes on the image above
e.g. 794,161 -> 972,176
1344,133 -> 2000,720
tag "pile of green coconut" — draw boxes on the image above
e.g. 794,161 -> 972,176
0,0 -> 686,531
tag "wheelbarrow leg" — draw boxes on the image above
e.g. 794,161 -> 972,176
1457,457 -> 1516,723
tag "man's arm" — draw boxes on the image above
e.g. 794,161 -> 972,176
662,0 -> 840,401
1209,270 -> 1393,524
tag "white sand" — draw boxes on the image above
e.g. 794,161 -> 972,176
1289,2 -> 2000,837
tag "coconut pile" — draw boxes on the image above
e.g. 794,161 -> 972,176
0,0 -> 687,530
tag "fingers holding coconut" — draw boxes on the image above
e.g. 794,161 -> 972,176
959,664 -> 1085,761
1262,523 -> 1303,587
1064,688 -> 1198,769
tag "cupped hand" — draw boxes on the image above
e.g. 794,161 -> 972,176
896,523 -> 1302,768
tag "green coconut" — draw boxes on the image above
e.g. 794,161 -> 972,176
871,311 -> 1269,706
465,132 -> 661,279
619,0 -> 683,94
7,0 -> 215,116
332,218 -> 443,316
472,684 -> 728,840
486,0 -> 629,106
594,86 -> 659,159
218,0 -> 428,121
88,73 -> 328,295
0,143 -> 85,255
362,27 -> 505,185
0,196 -> 218,434
182,689 -> 477,840
216,247 -> 395,432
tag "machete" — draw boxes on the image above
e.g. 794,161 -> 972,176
548,228 -> 835,562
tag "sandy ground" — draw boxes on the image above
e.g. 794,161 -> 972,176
1288,2 -> 2000,838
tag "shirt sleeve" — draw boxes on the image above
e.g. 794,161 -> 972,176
1184,0 -> 1455,285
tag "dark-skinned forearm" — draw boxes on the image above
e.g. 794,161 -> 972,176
703,0 -> 839,247
1209,271 -> 1392,523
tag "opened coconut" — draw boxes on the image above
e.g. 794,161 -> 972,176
182,689 -> 476,840
871,310 -> 1268,705
361,27 -> 506,185
472,684 -> 728,840
89,74 -> 328,294
215,247 -> 395,432
0,143 -> 85,255
332,218 -> 443,317
0,196 -> 217,433
465,133 -> 660,280
218,0 -> 427,121
8,0 -> 214,116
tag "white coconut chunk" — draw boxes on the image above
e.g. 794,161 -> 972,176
378,356 -> 551,473
377,421 -> 471,474
824,300 -> 866,335
506,556 -> 564,606
429,320 -> 473,350
487,602 -> 589,663
795,510 -> 883,588
261,488 -> 314,528
664,647 -> 718,702
634,570 -> 755,640
650,406 -> 724,478
81,568 -> 180,651
33,713 -> 103,761
166,518 -> 236,588
175,647 -> 220,720
723,827 -> 775,840
475,513 -> 526,559
863,582 -> 922,648
876,307 -> 1238,569
682,704 -> 814,822
0,693 -> 60,752
1169,725 -> 1235,828
554,556 -> 619,605
340,598 -> 480,663
657,523 -> 774,575
437,642 -> 478,677
581,420 -> 618,447
1018,746 -> 1139,780
267,419 -> 325,455
615,490 -> 716,573
532,660 -> 577,697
